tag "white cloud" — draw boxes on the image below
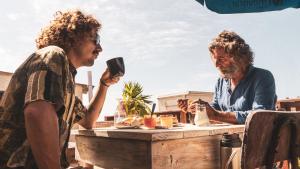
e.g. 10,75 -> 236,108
175,71 -> 217,90
7,13 -> 20,21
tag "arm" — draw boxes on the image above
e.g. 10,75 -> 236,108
234,72 -> 276,124
209,94 -> 238,124
78,69 -> 120,129
203,105 -> 239,124
190,100 -> 238,124
211,110 -> 238,124
77,83 -> 108,129
210,80 -> 221,111
193,69 -> 276,124
205,79 -> 238,124
187,79 -> 238,124
212,70 -> 276,124
24,101 -> 61,169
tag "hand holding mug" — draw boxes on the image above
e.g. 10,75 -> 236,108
101,57 -> 125,87
100,68 -> 120,87
106,57 -> 125,78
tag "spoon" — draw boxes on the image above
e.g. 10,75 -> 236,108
151,103 -> 156,117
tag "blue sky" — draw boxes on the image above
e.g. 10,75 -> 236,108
0,0 -> 299,120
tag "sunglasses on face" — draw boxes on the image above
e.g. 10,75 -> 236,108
90,33 -> 100,46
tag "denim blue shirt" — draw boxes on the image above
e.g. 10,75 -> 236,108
211,66 -> 276,124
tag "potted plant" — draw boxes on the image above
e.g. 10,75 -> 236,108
122,81 -> 152,117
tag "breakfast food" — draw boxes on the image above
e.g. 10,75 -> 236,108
115,116 -> 143,128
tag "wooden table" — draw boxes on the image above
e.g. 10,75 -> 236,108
74,124 -> 245,169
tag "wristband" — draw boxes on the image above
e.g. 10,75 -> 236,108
100,79 -> 109,87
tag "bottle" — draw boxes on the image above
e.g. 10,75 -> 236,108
220,133 -> 242,169
114,99 -> 127,126
194,103 -> 210,126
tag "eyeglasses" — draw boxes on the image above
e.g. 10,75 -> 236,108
95,34 -> 101,46
91,33 -> 100,46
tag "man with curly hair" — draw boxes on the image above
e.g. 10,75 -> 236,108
178,30 -> 276,124
0,10 -> 120,169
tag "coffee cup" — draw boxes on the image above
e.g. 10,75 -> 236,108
106,57 -> 125,77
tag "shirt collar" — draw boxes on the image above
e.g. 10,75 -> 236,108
69,62 -> 77,77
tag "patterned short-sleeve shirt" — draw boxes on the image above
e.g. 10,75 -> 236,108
0,45 -> 86,169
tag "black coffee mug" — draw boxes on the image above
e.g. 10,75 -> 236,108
106,57 -> 125,77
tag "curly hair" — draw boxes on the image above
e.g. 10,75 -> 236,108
208,30 -> 254,66
35,9 -> 101,53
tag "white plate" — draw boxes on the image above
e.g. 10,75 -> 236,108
173,123 -> 185,127
155,125 -> 170,129
115,126 -> 140,129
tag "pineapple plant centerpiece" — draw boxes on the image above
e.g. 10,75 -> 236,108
122,81 -> 152,117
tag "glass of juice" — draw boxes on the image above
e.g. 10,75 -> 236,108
160,115 -> 173,129
144,115 -> 157,129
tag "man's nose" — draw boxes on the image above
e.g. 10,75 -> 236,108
96,44 -> 102,53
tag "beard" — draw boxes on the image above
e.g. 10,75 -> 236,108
84,59 -> 95,66
74,46 -> 95,67
218,64 -> 239,79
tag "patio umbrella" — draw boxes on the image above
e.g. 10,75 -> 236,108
195,0 -> 300,14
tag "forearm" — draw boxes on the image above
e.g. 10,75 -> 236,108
213,111 -> 239,124
80,84 -> 108,129
24,102 -> 61,169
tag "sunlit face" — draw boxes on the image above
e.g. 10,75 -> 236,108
74,32 -> 102,67
210,48 -> 239,79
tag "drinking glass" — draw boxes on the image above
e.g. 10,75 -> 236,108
160,115 -> 173,129
194,103 -> 210,126
143,115 -> 157,129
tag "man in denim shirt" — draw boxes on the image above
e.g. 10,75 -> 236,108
179,30 -> 276,124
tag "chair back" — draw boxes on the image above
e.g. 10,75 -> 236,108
241,111 -> 300,169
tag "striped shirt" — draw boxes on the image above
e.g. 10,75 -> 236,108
0,46 -> 86,169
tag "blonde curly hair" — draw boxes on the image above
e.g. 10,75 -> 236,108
209,30 -> 253,66
35,9 -> 101,53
